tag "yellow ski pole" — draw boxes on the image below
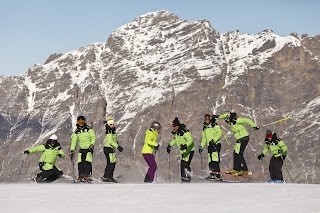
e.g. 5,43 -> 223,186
222,131 -> 231,147
263,116 -> 294,127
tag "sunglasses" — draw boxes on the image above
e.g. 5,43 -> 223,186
109,124 -> 115,126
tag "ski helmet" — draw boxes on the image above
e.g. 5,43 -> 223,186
49,134 -> 58,141
77,116 -> 86,121
151,121 -> 162,130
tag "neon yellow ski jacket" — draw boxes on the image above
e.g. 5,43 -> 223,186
141,128 -> 159,154
28,144 -> 65,170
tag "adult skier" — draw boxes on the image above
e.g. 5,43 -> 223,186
70,116 -> 96,182
141,121 -> 162,183
199,114 -> 223,180
258,129 -> 288,183
166,117 -> 195,182
219,112 -> 259,176
24,134 -> 65,183
101,117 -> 123,183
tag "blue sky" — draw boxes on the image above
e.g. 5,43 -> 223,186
1,0 -> 319,76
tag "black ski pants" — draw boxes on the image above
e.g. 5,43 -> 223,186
208,143 -> 221,178
233,136 -> 249,171
181,151 -> 194,182
269,156 -> 284,181
78,149 -> 92,178
38,164 -> 63,182
103,147 -> 116,179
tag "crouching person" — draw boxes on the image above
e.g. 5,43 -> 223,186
24,134 -> 65,183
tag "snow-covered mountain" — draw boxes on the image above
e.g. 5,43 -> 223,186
0,10 -> 319,183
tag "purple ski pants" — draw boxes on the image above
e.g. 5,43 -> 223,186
143,154 -> 157,182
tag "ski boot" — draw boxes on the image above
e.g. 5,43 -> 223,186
101,177 -> 118,183
205,174 -> 221,181
82,177 -> 92,183
33,175 -> 45,183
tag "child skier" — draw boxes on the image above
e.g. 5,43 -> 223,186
258,129 -> 288,183
24,134 -> 65,183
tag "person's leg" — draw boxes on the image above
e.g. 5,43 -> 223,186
269,156 -> 277,180
143,154 -> 157,182
274,157 -> 284,181
238,137 -> 249,171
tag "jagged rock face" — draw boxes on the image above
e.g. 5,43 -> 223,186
0,10 -> 319,183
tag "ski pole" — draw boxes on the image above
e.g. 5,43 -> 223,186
200,152 -> 204,182
222,131 -> 231,147
211,143 -> 231,170
262,116 -> 294,127
260,159 -> 267,181
154,149 -> 158,183
281,156 -> 293,183
168,151 -> 171,183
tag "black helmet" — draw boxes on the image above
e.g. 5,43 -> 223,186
151,121 -> 162,130
77,116 -> 86,121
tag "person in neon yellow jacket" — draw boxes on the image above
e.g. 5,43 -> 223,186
200,114 -> 223,180
166,117 -> 195,182
219,112 -> 259,175
141,121 -> 162,183
70,116 -> 96,182
24,134 -> 65,183
258,129 -> 288,183
101,117 -> 123,183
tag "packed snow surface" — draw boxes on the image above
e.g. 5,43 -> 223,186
0,183 -> 319,213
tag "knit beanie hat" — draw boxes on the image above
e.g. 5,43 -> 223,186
172,117 -> 180,127
266,129 -> 272,138
107,117 -> 115,125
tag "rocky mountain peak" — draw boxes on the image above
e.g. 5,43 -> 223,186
0,11 -> 319,184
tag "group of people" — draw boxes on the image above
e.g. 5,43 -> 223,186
24,116 -> 123,183
24,112 -> 288,184
141,112 -> 288,183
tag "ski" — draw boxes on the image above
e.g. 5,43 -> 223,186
205,178 -> 243,183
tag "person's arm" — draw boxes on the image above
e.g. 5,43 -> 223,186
28,145 -> 46,154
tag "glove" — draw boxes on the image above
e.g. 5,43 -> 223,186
253,126 -> 260,130
278,150 -> 283,154
166,146 -> 171,154
199,146 -> 204,154
180,144 -> 187,150
88,144 -> 94,153
257,153 -> 264,160
58,154 -> 62,158
209,141 -> 215,147
282,155 -> 286,160
69,151 -> 74,159
24,150 -> 30,155
155,143 -> 160,150
118,146 -> 123,152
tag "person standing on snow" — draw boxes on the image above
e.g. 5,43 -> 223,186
141,121 -> 162,183
24,134 -> 66,183
199,114 -> 223,180
70,116 -> 96,182
258,129 -> 288,183
219,112 -> 259,176
101,117 -> 123,183
166,117 -> 195,182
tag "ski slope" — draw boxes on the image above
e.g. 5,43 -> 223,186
0,183 -> 319,213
